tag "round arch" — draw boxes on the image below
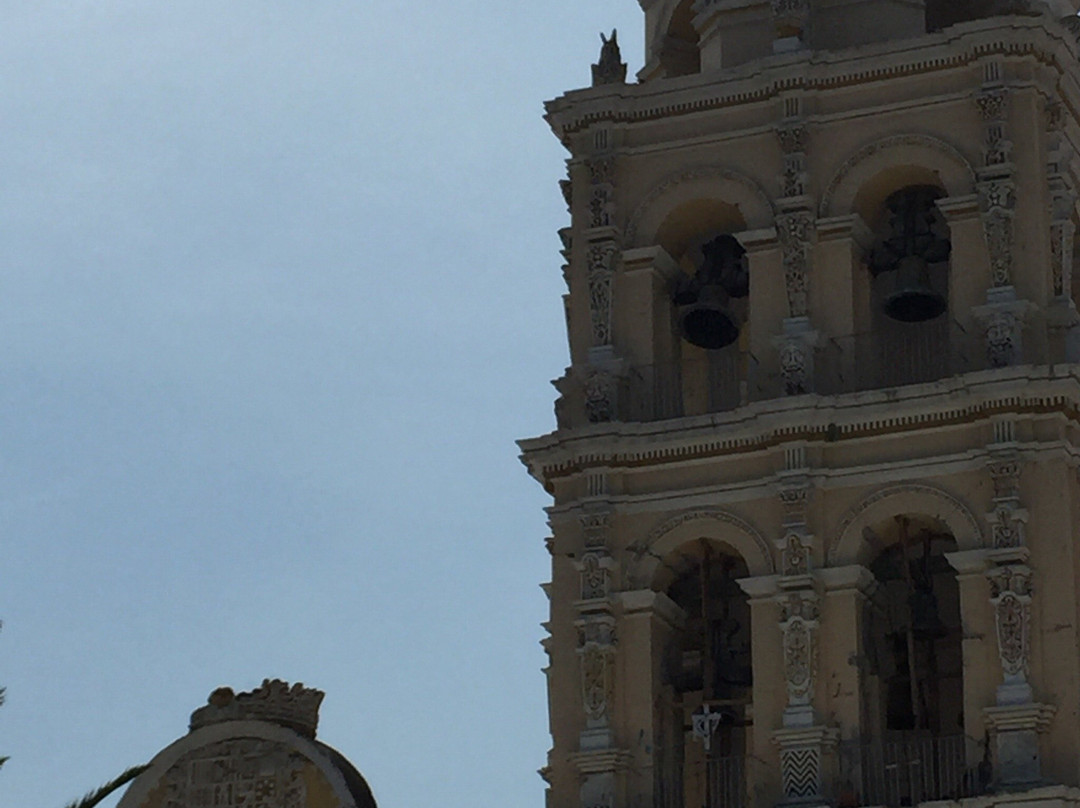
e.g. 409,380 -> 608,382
820,134 -> 978,220
631,507 -> 776,587
625,165 -> 776,248
828,482 -> 985,566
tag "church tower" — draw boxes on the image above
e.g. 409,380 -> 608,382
520,3 -> 1080,808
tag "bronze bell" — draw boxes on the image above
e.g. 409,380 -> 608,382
674,235 -> 748,350
679,284 -> 740,350
870,186 -> 951,323
883,255 -> 947,323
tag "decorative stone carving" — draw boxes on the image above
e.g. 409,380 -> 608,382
779,339 -> 810,395
585,156 -> 616,229
990,507 -> 1027,549
977,178 -> 1016,288
984,306 -> 1021,367
781,532 -> 811,577
587,244 -> 617,346
780,744 -> 821,799
776,123 -> 809,198
776,210 -> 815,317
976,89 -> 1012,166
591,30 -> 627,87
989,458 -> 1021,498
190,680 -> 324,739
779,483 -> 809,525
778,591 -> 820,712
584,369 -> 617,423
579,553 -> 612,600
988,565 -> 1033,683
164,738 -> 307,808
1050,218 -> 1074,298
581,512 -> 611,547
581,645 -> 614,722
578,619 -> 616,729
774,726 -> 838,803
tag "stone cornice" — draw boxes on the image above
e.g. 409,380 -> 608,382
519,366 -> 1080,487
545,17 -> 1080,144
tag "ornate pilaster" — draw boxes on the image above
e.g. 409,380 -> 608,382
578,145 -> 624,423
1046,101 -> 1076,302
766,467 -> 837,805
574,510 -> 619,748
973,443 -> 1056,787
587,242 -> 617,348
974,79 -> 1016,289
987,563 -> 1034,705
775,115 -> 818,394
776,204 -> 814,320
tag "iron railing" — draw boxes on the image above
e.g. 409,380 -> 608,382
837,734 -> 989,807
655,755 -> 746,808
816,320 -> 982,395
599,320 -> 984,424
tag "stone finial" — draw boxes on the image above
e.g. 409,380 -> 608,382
190,679 -> 325,739
592,30 -> 627,87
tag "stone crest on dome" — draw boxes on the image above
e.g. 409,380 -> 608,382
189,679 -> 325,739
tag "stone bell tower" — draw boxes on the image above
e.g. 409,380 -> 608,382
520,3 -> 1080,808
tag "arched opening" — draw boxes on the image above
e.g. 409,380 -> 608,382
659,0 -> 701,77
653,201 -> 752,417
860,183 -> 953,389
841,515 -> 980,807
654,540 -> 752,808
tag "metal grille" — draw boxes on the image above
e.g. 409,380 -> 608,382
838,735 -> 988,807
655,756 -> 745,808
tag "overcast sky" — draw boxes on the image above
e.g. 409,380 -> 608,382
0,3 -> 644,806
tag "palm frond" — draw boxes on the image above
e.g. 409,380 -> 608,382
63,764 -> 151,808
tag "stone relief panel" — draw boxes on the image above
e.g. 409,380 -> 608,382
163,739 -> 307,808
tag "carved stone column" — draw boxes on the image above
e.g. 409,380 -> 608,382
572,509 -> 634,808
575,510 -> 619,751
972,78 -> 1036,368
774,117 -> 818,395
763,470 -> 839,806
964,444 -> 1056,787
578,147 -> 626,423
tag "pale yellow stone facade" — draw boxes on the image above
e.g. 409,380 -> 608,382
520,4 -> 1080,808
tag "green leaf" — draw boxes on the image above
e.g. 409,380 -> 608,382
63,764 -> 151,808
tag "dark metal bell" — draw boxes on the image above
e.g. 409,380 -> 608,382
679,284 -> 740,350
883,255 -> 947,323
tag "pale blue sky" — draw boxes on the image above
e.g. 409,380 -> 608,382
0,2 -> 642,806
